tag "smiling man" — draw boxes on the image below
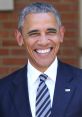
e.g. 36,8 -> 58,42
16,12 -> 64,72
0,2 -> 82,117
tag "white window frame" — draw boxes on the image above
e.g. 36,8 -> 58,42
0,0 -> 14,11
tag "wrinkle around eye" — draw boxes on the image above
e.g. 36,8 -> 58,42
46,29 -> 57,36
47,32 -> 57,36
23,32 -> 40,38
28,33 -> 40,37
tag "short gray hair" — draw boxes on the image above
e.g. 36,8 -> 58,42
18,2 -> 62,32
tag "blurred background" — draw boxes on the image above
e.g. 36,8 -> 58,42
0,0 -> 82,78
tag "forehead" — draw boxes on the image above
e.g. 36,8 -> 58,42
23,13 -> 58,28
24,12 -> 56,23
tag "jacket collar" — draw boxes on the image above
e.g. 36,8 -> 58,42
9,65 -> 32,117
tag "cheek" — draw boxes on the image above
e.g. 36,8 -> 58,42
52,36 -> 61,45
53,35 -> 62,44
24,39 -> 32,48
24,40 -> 35,56
26,43 -> 32,52
23,40 -> 30,53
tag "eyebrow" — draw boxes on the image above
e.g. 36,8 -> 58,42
47,28 -> 57,32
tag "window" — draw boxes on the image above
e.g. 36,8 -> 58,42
0,0 -> 14,11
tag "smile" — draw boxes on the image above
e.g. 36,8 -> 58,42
35,48 -> 52,54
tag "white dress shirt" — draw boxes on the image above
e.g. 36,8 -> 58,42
27,57 -> 58,117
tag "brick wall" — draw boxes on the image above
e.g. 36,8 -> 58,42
0,0 -> 80,78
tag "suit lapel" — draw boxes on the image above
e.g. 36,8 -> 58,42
9,65 -> 32,117
51,61 -> 76,117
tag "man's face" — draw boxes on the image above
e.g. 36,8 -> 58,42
16,13 -> 65,72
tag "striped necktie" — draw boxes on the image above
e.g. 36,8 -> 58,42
36,74 -> 51,117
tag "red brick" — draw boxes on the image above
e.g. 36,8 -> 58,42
55,4 -> 78,12
62,39 -> 78,47
60,48 -> 79,57
11,48 -> 26,56
0,13 -> 9,20
0,49 -> 9,55
8,12 -> 18,20
63,0 -> 78,3
3,22 -> 17,29
65,30 -> 78,38
2,40 -> 18,47
0,31 -> 10,38
62,13 -> 78,22
61,58 -> 79,67
64,22 -> 78,30
10,66 -> 21,72
3,58 -> 27,65
15,2 -> 28,10
0,67 -> 9,74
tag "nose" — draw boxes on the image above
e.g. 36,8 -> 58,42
38,34 -> 49,45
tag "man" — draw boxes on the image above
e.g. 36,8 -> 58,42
0,2 -> 82,117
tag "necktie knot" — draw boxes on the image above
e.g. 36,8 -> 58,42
39,74 -> 48,82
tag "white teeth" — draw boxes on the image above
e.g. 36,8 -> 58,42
36,48 -> 51,54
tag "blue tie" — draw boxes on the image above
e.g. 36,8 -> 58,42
36,74 -> 51,117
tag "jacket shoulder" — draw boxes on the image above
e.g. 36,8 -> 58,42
59,60 -> 82,82
0,65 -> 27,84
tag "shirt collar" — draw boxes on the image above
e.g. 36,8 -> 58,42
27,61 -> 41,85
44,57 -> 58,82
27,57 -> 58,85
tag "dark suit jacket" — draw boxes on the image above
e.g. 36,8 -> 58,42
0,60 -> 82,117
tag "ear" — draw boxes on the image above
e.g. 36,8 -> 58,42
59,26 -> 65,43
14,29 -> 24,46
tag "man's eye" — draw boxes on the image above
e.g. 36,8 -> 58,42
47,31 -> 57,35
47,28 -> 57,35
28,33 -> 40,37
